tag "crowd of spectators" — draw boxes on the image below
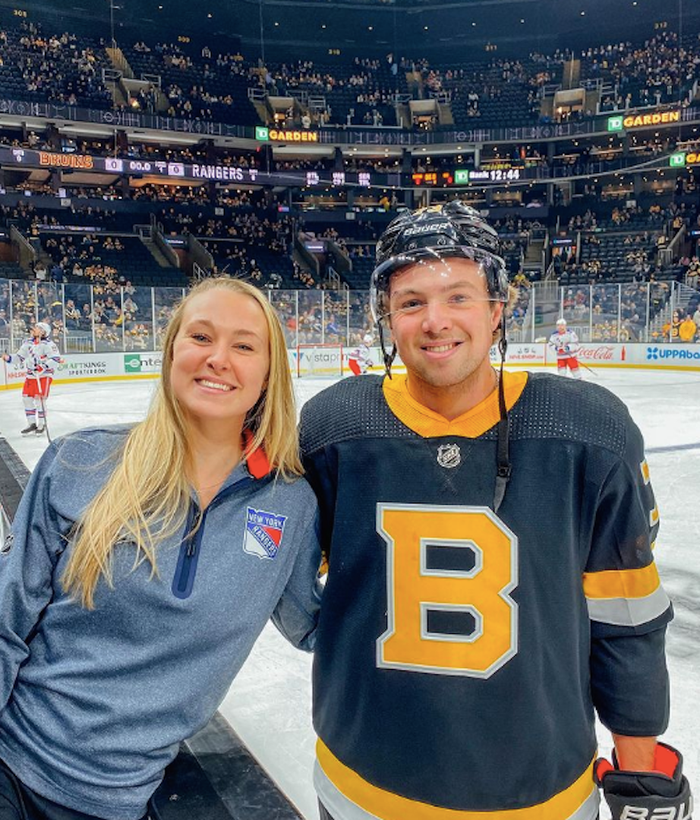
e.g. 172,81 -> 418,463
258,54 -> 401,128
195,213 -> 298,287
0,22 -> 112,109
0,19 -> 699,134
418,57 -> 542,129
586,32 -> 700,112
554,280 -> 678,341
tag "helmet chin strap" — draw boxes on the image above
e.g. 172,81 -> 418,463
493,311 -> 511,513
378,321 -> 397,379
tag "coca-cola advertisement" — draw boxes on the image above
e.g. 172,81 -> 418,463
577,345 -> 620,362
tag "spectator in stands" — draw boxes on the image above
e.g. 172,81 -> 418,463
662,310 -> 682,342
64,299 -> 81,329
50,262 -> 64,283
679,313 -> 697,343
692,304 -> 700,330
0,278 -> 321,819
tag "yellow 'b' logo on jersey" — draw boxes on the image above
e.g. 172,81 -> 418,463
376,504 -> 518,678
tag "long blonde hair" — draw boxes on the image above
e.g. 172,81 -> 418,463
62,277 -> 302,608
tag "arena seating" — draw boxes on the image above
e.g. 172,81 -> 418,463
122,44 -> 259,125
580,32 -> 698,112
0,23 -> 698,134
39,233 -> 188,288
0,24 -> 112,109
438,59 -> 542,131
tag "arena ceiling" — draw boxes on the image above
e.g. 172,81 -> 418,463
4,0 -> 698,58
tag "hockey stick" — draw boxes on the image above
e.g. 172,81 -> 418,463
576,359 -> 599,377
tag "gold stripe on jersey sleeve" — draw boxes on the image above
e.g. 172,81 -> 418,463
649,504 -> 659,527
582,562 -> 660,600
640,459 -> 651,485
382,371 -> 528,439
317,739 -> 597,820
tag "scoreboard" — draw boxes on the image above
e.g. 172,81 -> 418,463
1,146 -> 531,189
411,171 -> 455,186
411,167 -> 522,186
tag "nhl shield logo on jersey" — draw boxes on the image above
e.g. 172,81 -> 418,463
243,507 -> 287,560
437,443 -> 461,469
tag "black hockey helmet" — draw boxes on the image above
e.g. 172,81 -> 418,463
370,200 -> 509,327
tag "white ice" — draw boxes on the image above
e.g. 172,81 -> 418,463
0,367 -> 698,820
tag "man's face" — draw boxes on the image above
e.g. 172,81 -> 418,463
387,256 -> 503,397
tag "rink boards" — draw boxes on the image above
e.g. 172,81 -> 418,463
1,342 -> 699,390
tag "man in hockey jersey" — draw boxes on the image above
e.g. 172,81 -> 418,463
347,333 -> 374,376
2,321 -> 61,435
299,200 -> 691,820
549,316 -> 582,378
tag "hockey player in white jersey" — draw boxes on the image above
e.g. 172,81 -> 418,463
2,322 -> 61,434
348,333 -> 374,376
549,318 -> 582,379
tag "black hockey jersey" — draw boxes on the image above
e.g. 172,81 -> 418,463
299,371 -> 671,820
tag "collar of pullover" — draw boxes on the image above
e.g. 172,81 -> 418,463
243,429 -> 271,479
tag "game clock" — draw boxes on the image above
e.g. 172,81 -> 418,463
467,168 -> 522,183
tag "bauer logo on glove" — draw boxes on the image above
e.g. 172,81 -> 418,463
595,742 -> 693,820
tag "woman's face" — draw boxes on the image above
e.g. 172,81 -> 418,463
170,289 -> 270,434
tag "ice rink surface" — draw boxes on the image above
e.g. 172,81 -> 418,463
0,367 -> 698,820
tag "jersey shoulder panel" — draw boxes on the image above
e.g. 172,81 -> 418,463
510,372 -> 631,458
299,375 -> 413,456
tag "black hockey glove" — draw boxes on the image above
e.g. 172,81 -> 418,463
595,742 -> 693,820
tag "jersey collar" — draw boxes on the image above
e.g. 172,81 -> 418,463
382,370 -> 528,439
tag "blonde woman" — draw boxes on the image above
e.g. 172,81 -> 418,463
0,278 -> 322,820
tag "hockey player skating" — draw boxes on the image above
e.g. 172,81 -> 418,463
2,322 -> 61,435
347,333 -> 374,376
549,316 -> 582,378
300,201 -> 691,820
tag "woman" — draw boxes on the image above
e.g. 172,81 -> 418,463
0,278 -> 322,819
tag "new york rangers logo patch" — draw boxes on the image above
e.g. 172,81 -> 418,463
243,507 -> 287,560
